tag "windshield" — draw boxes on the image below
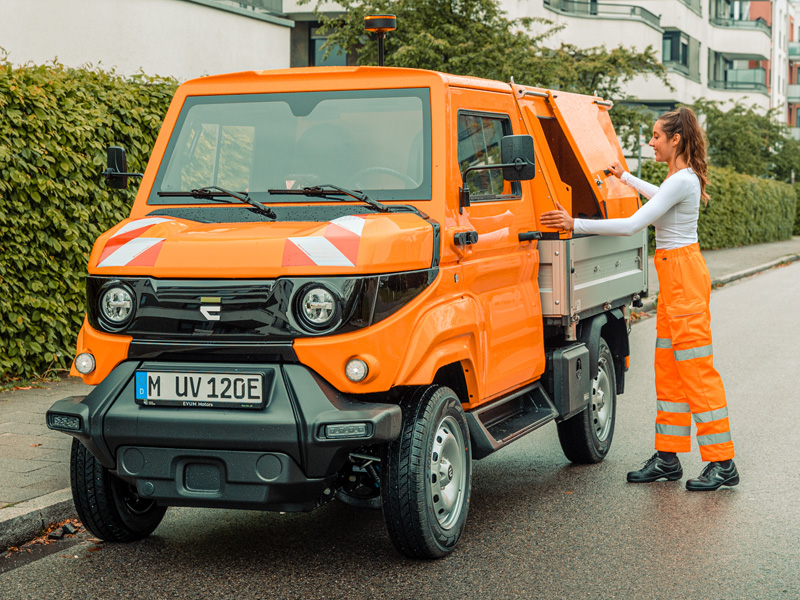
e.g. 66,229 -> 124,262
149,88 -> 432,204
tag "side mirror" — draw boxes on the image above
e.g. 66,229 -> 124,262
102,146 -> 143,189
501,135 -> 536,181
104,146 -> 129,189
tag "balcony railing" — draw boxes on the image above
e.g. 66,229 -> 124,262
224,0 -> 283,13
543,0 -> 661,29
710,16 -> 771,36
790,42 -> 800,60
789,127 -> 800,141
788,84 -> 800,103
709,67 -> 768,93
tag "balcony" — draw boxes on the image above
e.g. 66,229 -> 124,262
788,84 -> 800,103
790,42 -> 800,62
790,128 -> 800,141
709,67 -> 768,94
543,0 -> 661,29
710,16 -> 771,37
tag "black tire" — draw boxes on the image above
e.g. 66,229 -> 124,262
70,439 -> 167,542
557,337 -> 617,464
381,385 -> 471,559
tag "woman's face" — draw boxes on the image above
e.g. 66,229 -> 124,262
649,120 -> 678,163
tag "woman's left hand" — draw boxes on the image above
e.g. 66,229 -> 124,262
540,202 -> 574,231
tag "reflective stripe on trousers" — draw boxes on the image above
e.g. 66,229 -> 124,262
653,243 -> 734,462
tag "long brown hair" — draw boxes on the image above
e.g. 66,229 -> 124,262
657,107 -> 709,204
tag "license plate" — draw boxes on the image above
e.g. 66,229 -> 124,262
135,371 -> 264,409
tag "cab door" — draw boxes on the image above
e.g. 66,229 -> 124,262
449,88 -> 545,404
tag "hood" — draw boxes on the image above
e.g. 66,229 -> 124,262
88,211 -> 437,278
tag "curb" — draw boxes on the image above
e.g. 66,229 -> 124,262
0,489 -> 75,551
638,253 -> 800,315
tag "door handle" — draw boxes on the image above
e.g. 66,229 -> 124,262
518,231 -> 542,242
454,230 -> 478,246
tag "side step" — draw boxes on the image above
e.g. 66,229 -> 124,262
466,382 -> 558,460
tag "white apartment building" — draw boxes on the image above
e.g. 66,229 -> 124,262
2,0 -> 794,124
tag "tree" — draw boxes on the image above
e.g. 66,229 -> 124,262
304,0 -> 669,149
689,99 -> 799,182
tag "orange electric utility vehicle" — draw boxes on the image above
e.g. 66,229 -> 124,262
48,65 -> 648,559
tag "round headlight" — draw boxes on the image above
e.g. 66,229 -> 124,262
100,285 -> 134,326
297,286 -> 339,331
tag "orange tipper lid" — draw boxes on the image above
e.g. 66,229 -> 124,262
547,92 -> 640,219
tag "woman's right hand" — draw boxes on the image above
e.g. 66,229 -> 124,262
606,161 -> 625,179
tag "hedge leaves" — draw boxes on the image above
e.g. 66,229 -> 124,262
0,56 -> 176,381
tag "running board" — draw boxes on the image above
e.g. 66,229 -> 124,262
466,383 -> 558,460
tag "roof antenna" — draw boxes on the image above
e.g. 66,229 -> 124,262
364,15 -> 396,67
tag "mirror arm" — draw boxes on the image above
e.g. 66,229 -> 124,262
102,168 -> 144,179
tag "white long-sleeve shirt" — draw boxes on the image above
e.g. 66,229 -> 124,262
573,169 -> 700,250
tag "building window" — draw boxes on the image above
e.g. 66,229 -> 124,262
310,25 -> 346,66
663,31 -> 688,67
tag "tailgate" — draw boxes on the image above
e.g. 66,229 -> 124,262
547,92 -> 640,219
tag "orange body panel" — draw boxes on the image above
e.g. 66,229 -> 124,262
73,67 -> 634,411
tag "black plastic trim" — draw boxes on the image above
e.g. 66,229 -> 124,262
46,361 -> 402,510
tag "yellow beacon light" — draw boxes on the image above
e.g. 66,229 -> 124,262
363,15 -> 396,66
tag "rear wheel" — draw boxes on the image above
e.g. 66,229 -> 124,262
381,385 -> 471,559
70,439 -> 167,542
557,337 -> 617,463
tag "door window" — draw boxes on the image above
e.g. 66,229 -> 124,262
457,112 -> 520,201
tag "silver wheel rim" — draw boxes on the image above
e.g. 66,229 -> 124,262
592,354 -> 614,442
429,415 -> 467,530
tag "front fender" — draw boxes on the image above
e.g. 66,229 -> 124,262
394,296 -> 483,401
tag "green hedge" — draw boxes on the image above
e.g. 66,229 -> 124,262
794,183 -> 800,236
639,161 -> 796,250
0,57 -> 176,381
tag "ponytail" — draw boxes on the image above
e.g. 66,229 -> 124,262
657,107 -> 709,204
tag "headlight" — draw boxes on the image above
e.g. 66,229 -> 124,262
99,284 -> 135,328
296,285 -> 339,332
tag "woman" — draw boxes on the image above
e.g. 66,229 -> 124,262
540,107 -> 738,491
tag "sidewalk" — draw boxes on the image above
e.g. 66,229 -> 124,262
2,235 -> 800,550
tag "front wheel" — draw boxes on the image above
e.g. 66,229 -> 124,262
557,337 -> 617,464
70,439 -> 167,542
381,386 -> 472,559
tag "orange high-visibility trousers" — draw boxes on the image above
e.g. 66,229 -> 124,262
653,243 -> 734,462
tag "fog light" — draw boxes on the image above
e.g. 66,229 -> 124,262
48,413 -> 81,431
325,423 -> 368,439
74,353 -> 96,375
345,358 -> 368,382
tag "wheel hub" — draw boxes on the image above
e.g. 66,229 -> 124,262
429,416 -> 467,530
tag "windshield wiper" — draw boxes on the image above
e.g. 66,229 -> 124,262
267,184 -> 390,213
158,186 -> 276,219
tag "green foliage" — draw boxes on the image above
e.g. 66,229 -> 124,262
639,161 -> 796,250
794,183 -> 800,236
306,0 -> 669,149
0,55 -> 176,381
689,99 -> 798,182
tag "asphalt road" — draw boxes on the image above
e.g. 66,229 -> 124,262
2,262 -> 799,600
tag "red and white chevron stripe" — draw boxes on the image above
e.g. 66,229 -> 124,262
282,216 -> 366,267
96,217 -> 172,269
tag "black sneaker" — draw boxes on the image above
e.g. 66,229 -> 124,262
685,461 -> 739,491
627,453 -> 683,483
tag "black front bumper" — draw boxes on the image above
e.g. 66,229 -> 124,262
47,361 -> 401,512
